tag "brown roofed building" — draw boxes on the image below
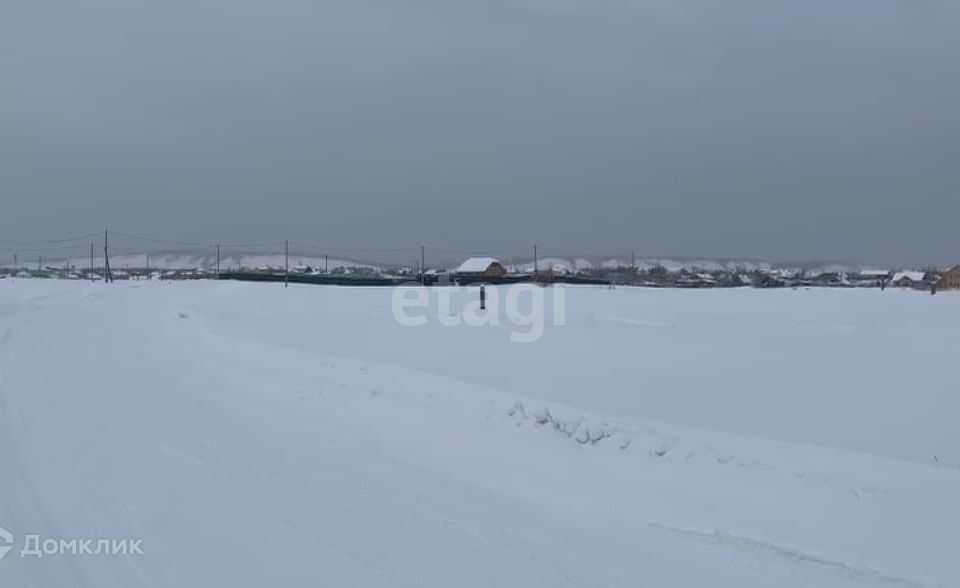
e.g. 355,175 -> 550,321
455,257 -> 507,279
936,265 -> 960,290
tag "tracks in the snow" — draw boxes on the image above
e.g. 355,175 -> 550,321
647,523 -> 935,588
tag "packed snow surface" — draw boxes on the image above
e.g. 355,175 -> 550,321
0,279 -> 958,587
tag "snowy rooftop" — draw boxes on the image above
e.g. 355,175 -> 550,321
892,270 -> 926,282
456,257 -> 501,273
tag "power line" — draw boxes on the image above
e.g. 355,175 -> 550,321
288,241 -> 419,254
538,247 -> 634,260
0,229 -> 642,272
0,232 -> 100,245
216,239 -> 287,248
424,245 -> 532,256
0,243 -> 93,252
109,231 -> 216,248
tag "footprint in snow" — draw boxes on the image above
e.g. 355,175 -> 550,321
650,443 -> 670,458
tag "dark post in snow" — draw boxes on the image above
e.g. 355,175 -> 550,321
480,285 -> 486,310
284,239 -> 289,288
90,242 -> 94,277
13,253 -> 18,272
104,229 -> 113,283
533,244 -> 538,273
324,254 -> 328,274
216,244 -> 220,279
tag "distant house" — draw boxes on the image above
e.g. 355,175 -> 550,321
845,269 -> 889,288
755,274 -> 786,288
936,265 -> 960,291
891,270 -> 926,288
455,257 -> 507,279
532,269 -> 554,285
818,272 -> 844,284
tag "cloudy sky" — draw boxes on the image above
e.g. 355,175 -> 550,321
1,0 -> 958,265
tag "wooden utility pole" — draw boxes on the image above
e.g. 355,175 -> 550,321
533,244 -> 538,273
284,240 -> 289,288
90,242 -> 94,276
216,244 -> 220,279
631,250 -> 636,271
420,245 -> 426,284
324,254 -> 328,274
13,253 -> 17,272
38,256 -> 42,272
103,229 -> 113,283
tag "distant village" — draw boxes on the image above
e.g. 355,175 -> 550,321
431,258 -> 960,291
585,264 -> 960,292
2,252 -> 960,292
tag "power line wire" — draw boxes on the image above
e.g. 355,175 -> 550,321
0,243 -> 94,252
0,232 -> 100,245
288,242 -> 419,254
109,231 -> 216,248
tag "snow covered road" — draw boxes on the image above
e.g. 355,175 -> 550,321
1,280 -> 958,587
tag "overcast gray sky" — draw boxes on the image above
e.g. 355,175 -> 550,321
2,0 -> 958,266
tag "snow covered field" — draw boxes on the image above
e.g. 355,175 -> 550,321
1,279 -> 958,587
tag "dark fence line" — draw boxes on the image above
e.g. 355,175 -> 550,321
218,272 -> 405,287
217,272 -> 610,287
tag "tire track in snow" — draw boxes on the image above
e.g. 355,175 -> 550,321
0,285 -> 152,587
646,523 -> 937,588
0,315 -> 95,587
